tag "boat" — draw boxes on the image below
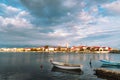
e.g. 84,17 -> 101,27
99,60 -> 120,66
51,66 -> 83,75
51,61 -> 82,70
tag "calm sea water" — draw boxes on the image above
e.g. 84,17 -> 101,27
0,52 -> 120,80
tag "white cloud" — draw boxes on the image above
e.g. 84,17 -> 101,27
92,6 -> 98,12
7,5 -> 20,12
0,3 -> 34,30
97,16 -> 109,23
17,11 -> 30,18
78,10 -> 94,24
0,3 -> 21,17
62,0 -> 77,8
0,16 -> 33,29
102,0 -> 120,14
48,29 -> 70,37
80,2 -> 86,7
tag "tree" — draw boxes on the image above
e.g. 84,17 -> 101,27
57,46 -> 61,51
44,45 -> 49,49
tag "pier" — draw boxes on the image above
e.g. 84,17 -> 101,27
94,68 -> 120,80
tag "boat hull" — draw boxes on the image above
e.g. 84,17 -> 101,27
52,66 -> 83,75
54,64 -> 81,70
100,60 -> 120,66
51,61 -> 82,70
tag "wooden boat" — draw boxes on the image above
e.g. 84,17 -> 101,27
51,66 -> 83,75
99,60 -> 120,66
51,61 -> 82,70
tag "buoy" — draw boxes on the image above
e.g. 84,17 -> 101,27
40,65 -> 43,70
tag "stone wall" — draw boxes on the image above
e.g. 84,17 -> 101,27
94,68 -> 120,80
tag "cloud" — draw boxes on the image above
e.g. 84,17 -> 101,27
102,0 -> 120,15
0,3 -> 37,28
20,0 -> 85,25
20,0 -> 66,17
0,3 -> 20,17
78,10 -> 93,24
0,4 -> 36,45
0,3 -> 73,46
0,0 -> 120,48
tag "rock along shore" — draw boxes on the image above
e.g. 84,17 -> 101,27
94,68 -> 120,80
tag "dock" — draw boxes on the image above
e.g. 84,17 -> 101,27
94,68 -> 120,80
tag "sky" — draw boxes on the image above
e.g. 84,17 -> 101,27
0,0 -> 120,48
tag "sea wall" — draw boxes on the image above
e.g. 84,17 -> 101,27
94,68 -> 120,80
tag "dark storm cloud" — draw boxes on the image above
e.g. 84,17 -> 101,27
20,0 -> 114,25
20,0 -> 83,25
20,0 -> 79,17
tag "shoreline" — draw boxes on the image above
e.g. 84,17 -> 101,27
94,68 -> 120,80
0,51 -> 118,54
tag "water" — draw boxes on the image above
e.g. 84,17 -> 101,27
0,52 -> 120,80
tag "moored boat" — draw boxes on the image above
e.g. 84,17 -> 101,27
99,60 -> 120,66
51,61 -> 82,70
51,66 -> 83,75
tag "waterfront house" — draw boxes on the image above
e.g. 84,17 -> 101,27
71,46 -> 88,52
24,48 -> 31,52
48,47 -> 55,52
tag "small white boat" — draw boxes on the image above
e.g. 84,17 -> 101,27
51,61 -> 82,70
52,66 -> 83,75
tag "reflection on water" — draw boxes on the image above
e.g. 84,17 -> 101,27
0,52 -> 119,80
101,64 -> 120,69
